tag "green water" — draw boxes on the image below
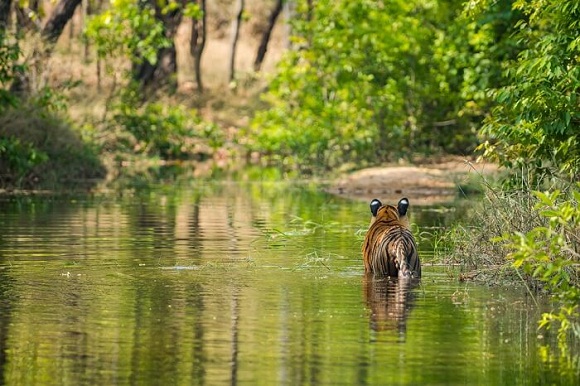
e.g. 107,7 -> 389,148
0,180 -> 576,385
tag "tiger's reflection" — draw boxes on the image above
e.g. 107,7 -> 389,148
364,276 -> 419,335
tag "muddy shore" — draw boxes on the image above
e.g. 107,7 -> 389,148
327,157 -> 498,205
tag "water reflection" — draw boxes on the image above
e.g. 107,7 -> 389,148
230,287 -> 240,386
364,276 -> 418,338
0,181 -> 577,385
0,270 -> 12,382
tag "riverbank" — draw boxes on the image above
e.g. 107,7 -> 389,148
327,156 -> 499,205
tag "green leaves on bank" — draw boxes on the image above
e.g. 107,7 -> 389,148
249,0 -> 517,170
479,0 -> 580,182
498,188 -> 580,349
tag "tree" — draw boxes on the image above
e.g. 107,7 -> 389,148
85,0 -> 179,92
15,0 -> 41,32
189,0 -> 206,92
132,0 -> 185,88
254,0 -> 283,72
0,0 -> 11,30
8,0 -> 82,95
477,0 -> 580,182
229,0 -> 244,83
41,0 -> 82,52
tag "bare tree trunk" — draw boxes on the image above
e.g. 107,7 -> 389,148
0,0 -> 12,29
41,0 -> 82,50
253,0 -> 283,72
190,0 -> 206,93
229,0 -> 244,83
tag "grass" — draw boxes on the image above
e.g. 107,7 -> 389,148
437,181 -> 579,289
436,189 -> 537,282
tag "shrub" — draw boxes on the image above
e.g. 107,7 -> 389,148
440,184 -> 579,355
0,30 -> 23,112
499,189 -> 580,345
112,100 -> 223,159
0,104 -> 106,189
478,0 -> 580,182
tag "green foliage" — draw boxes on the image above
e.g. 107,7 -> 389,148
84,0 -> 170,65
439,0 -> 521,125
183,3 -> 203,20
251,0 -> 427,169
0,30 -> 23,111
0,136 -> 48,184
478,0 -> 580,181
111,90 -> 223,159
0,102 -> 106,189
249,0 -> 521,170
499,188 -> 580,347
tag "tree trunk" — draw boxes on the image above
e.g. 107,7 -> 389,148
0,0 -> 12,29
229,0 -> 244,83
41,0 -> 82,50
253,0 -> 283,72
9,0 -> 80,95
15,0 -> 40,32
132,0 -> 183,89
82,0 -> 91,60
190,0 -> 206,93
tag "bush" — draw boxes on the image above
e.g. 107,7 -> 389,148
439,184 -> 579,354
111,99 -> 224,159
0,104 -> 106,189
0,136 -> 48,186
0,30 -> 23,112
478,0 -> 580,182
248,0 -> 521,171
499,189 -> 580,344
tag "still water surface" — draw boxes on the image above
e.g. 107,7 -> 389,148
0,179 -> 575,385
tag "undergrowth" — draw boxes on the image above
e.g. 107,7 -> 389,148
0,102 -> 106,189
437,178 -> 580,363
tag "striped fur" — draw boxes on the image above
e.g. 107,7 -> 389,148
362,198 -> 421,278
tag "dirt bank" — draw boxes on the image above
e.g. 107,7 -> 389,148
327,157 -> 498,205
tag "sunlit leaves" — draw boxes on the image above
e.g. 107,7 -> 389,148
479,0 -> 580,181
84,0 -> 171,65
0,31 -> 23,111
250,0 -> 479,170
183,3 -> 203,20
499,186 -> 580,343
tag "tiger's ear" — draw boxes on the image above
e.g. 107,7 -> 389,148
370,199 -> 382,217
397,198 -> 409,217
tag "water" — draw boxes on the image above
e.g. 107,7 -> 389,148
0,179 -> 576,385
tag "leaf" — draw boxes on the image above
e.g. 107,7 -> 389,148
533,191 -> 554,206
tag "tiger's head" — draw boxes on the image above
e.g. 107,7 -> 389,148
369,198 -> 410,228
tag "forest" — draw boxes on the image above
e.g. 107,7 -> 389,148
0,0 -> 579,359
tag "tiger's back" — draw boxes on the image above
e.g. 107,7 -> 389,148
362,198 -> 421,278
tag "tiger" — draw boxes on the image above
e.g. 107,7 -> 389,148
362,198 -> 421,279
363,275 -> 417,333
